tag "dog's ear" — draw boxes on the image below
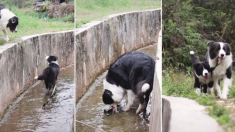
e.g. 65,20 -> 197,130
55,56 -> 58,61
193,63 -> 201,69
224,43 -> 231,55
11,18 -> 16,23
207,41 -> 214,46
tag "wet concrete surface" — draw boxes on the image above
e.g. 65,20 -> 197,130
0,66 -> 74,132
76,45 -> 156,132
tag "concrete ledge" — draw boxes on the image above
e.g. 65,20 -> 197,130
75,9 -> 161,101
0,30 -> 74,119
162,96 -> 223,132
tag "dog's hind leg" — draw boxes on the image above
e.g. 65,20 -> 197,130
122,90 -> 135,112
3,29 -> 9,42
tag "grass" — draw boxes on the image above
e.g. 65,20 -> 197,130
76,0 -> 161,27
162,67 -> 235,130
0,6 -> 74,45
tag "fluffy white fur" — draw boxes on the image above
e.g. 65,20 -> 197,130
190,51 -> 194,55
122,90 -> 136,111
142,83 -> 150,92
209,43 -> 233,99
103,79 -> 125,103
0,9 -> 17,41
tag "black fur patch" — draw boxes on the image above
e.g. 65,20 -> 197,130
6,16 -> 19,32
102,89 -> 114,105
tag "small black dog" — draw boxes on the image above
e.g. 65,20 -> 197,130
35,56 -> 60,96
190,51 -> 213,94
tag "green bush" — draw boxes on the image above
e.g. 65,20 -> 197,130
163,0 -> 235,69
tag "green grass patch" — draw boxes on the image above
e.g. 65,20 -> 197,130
76,0 -> 161,27
0,6 -> 74,44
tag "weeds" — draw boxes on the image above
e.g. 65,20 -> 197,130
163,68 -> 235,128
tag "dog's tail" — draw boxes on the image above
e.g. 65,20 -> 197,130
190,51 -> 199,64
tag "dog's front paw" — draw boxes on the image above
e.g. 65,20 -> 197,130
34,76 -> 38,80
5,37 -> 9,42
207,88 -> 213,94
122,106 -> 130,112
195,88 -> 201,95
220,93 -> 227,100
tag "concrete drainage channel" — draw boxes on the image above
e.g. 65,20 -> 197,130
0,31 -> 74,131
75,9 -> 161,132
162,96 -> 224,132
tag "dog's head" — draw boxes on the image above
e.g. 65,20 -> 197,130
45,56 -> 58,64
207,41 -> 231,62
7,16 -> 19,33
102,79 -> 124,115
193,62 -> 211,80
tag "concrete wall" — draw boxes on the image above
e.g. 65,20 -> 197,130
75,9 -> 161,101
0,30 -> 74,118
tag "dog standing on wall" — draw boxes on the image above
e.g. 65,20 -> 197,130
102,51 -> 155,115
190,51 -> 213,94
0,3 -> 19,42
206,42 -> 233,99
35,56 -> 60,96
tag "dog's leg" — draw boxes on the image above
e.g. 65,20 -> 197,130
207,81 -> 213,94
194,78 -> 201,94
3,29 -> 9,42
122,90 -> 135,112
213,78 -> 221,97
221,77 -> 232,100
136,102 -> 147,115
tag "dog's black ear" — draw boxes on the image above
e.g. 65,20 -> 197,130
224,43 -> 231,55
207,41 -> 214,46
193,63 -> 201,69
11,18 -> 16,23
55,56 -> 58,61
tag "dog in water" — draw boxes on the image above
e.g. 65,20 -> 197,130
102,51 -> 155,116
0,3 -> 19,42
35,56 -> 60,96
206,41 -> 233,99
190,51 -> 213,94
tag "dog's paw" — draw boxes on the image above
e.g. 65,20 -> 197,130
122,106 -> 130,112
5,37 -> 9,42
34,76 -> 38,80
207,88 -> 213,94
195,88 -> 201,95
220,93 -> 227,100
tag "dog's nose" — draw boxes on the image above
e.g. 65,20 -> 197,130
205,73 -> 208,76
221,54 -> 224,57
15,31 -> 17,33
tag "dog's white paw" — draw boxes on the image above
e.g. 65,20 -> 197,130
122,106 -> 130,112
220,93 -> 227,100
5,37 -> 9,42
195,88 -> 201,95
34,76 -> 38,80
207,88 -> 213,94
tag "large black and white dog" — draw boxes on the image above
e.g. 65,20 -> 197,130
102,51 -> 155,115
206,42 -> 233,99
0,3 -> 19,42
35,56 -> 60,95
190,51 -> 213,94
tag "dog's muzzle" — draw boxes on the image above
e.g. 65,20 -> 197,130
104,106 -> 115,116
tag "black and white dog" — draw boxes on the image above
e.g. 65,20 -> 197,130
0,3 -> 19,42
35,56 -> 60,95
206,42 -> 233,99
102,51 -> 155,115
190,51 -> 213,94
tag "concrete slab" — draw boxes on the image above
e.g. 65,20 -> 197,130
163,96 -> 223,132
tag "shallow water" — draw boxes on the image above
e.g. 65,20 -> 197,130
0,66 -> 74,132
76,45 -> 157,132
